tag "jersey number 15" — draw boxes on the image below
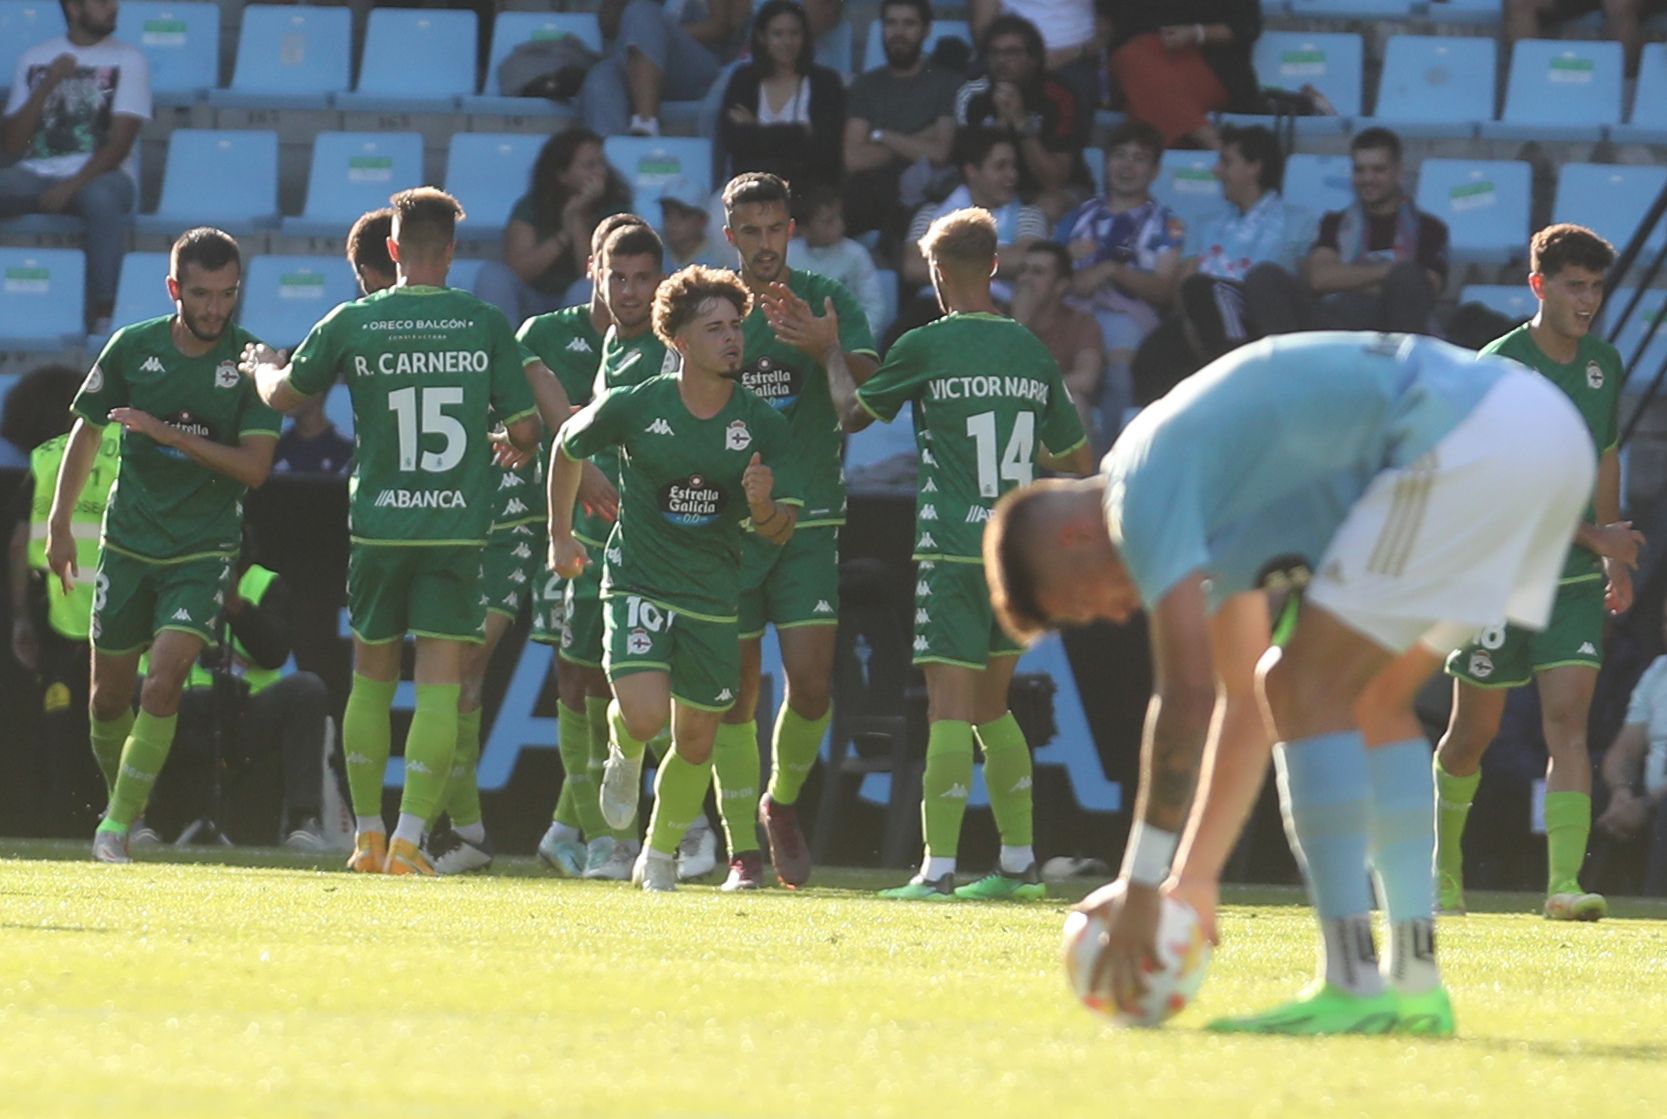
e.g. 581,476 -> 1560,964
388,385 -> 468,473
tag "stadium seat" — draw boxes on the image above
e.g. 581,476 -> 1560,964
208,4 -> 352,110
1606,288 -> 1667,384
1482,39 -> 1623,142
602,137 -> 715,228
1423,0 -> 1503,25
1252,31 -> 1363,118
874,268 -> 899,339
122,1 -> 220,105
281,132 -> 424,238
1611,42 -> 1667,143
0,2 -> 61,112
1553,163 -> 1667,255
239,255 -> 359,350
860,19 -> 970,74
815,19 -> 855,80
334,8 -> 477,111
1458,283 -> 1534,324
461,11 -> 601,116
1414,159 -> 1531,264
443,133 -> 544,241
106,251 -> 173,339
0,247 -> 85,350
1371,35 -> 1495,139
134,130 -> 279,237
1285,0 -> 1412,17
1282,153 -> 1353,218
1155,150 -> 1224,250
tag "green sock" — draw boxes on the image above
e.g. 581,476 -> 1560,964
976,711 -> 1034,848
713,720 -> 761,855
343,673 -> 398,817
609,699 -> 647,760
921,720 -> 975,860
399,683 -> 461,822
1433,759 -> 1480,882
444,707 -> 483,829
586,695 -> 633,842
647,749 -> 714,856
1544,790 -> 1593,895
646,729 -> 671,763
555,701 -> 592,832
90,708 -> 134,802
104,711 -> 178,830
768,703 -> 829,806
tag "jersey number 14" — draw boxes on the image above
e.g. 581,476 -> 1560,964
966,411 -> 1035,498
388,386 -> 468,473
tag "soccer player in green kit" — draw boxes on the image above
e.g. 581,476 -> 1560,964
241,188 -> 542,875
711,171 -> 879,890
549,265 -> 802,892
821,208 -> 1093,899
1436,224 -> 1644,920
47,227 -> 282,863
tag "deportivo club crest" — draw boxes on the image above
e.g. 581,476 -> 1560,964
1587,361 -> 1604,389
215,361 -> 240,389
726,420 -> 752,452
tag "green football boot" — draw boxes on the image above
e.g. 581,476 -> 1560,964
954,863 -> 1046,901
1206,982 -> 1400,1036
1396,986 -> 1457,1038
878,873 -> 956,901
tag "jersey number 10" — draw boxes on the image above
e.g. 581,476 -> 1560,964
388,385 -> 468,473
966,411 -> 1035,498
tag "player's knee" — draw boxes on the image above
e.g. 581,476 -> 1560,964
88,687 -> 130,723
674,738 -> 714,766
139,663 -> 189,712
619,706 -> 666,744
784,674 -> 831,720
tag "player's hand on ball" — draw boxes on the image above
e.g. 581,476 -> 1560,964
548,536 -> 587,579
1079,877 -> 1163,1014
1166,876 -> 1220,945
742,452 -> 773,508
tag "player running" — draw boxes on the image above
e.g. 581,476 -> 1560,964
241,188 -> 541,876
548,265 -> 801,892
985,331 -> 1598,1036
49,227 -> 280,863
822,208 -> 1092,901
711,171 -> 880,890
1436,225 -> 1642,921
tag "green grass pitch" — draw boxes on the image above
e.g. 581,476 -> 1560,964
3,841 -> 1666,1118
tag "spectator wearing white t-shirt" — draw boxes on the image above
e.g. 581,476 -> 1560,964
1,0 -> 151,328
1595,633 -> 1667,896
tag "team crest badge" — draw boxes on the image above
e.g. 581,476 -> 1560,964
1586,361 -> 1604,390
726,420 -> 751,451
215,361 -> 240,389
1467,650 -> 1494,679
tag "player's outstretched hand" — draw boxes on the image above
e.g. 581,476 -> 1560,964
761,285 -> 839,360
742,451 -> 773,508
488,428 -> 533,471
1077,877 -> 1162,1016
548,535 -> 588,579
239,341 -> 282,378
577,461 -> 620,523
1595,521 -> 1646,569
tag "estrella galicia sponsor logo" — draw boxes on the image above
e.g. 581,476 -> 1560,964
156,411 -> 213,459
373,488 -> 468,509
660,474 -> 727,526
740,355 -> 802,411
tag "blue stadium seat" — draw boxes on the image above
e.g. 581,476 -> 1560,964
1282,153 -> 1353,218
602,137 -> 715,229
0,248 -> 85,349
815,19 -> 855,80
1481,39 -> 1623,142
444,133 -> 545,241
281,132 -> 425,238
1605,288 -> 1667,383
1371,35 -> 1495,139
322,384 -> 355,438
122,2 -> 220,105
861,19 -> 970,74
1553,163 -> 1667,255
1611,42 -> 1667,143
334,8 -> 477,110
1155,150 -> 1224,249
461,11 -> 600,116
240,255 -> 359,350
1414,159 -> 1531,264
106,251 -> 173,340
208,4 -> 352,110
1253,31 -> 1363,118
1423,0 -> 1503,25
135,130 -> 279,236
0,2 -> 62,111
1286,0 -> 1412,17
1458,283 -> 1534,324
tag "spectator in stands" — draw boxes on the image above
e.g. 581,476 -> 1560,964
1011,241 -> 1104,443
1055,121 -> 1184,440
657,177 -> 730,270
843,0 -> 962,239
717,0 -> 845,187
955,14 -> 1092,221
787,182 -> 889,338
971,0 -> 1104,118
892,127 -> 1049,340
1508,0 -> 1657,79
1594,598 -> 1667,896
1101,0 -> 1261,149
272,396 -> 352,476
0,0 -> 150,331
579,0 -> 754,137
1244,128 -> 1448,337
474,127 -> 632,326
1130,124 -> 1312,403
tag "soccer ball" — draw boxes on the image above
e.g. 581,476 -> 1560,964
1061,883 -> 1212,1027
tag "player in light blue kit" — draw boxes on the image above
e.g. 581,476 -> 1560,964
984,332 -> 1596,1037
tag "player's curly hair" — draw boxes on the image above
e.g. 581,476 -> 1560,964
919,206 -> 998,271
390,187 -> 465,255
1532,223 -> 1615,278
652,266 -> 753,349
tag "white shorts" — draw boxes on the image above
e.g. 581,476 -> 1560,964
1305,368 -> 1596,655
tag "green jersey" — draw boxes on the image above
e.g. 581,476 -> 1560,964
1482,325 -> 1623,583
509,306 -> 608,534
286,285 -> 538,546
71,316 -> 281,563
857,312 -> 1086,563
560,374 -> 802,622
739,268 -> 878,526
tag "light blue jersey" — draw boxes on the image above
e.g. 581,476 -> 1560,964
1104,332 -> 1515,610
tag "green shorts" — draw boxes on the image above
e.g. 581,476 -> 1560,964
1446,577 -> 1605,688
348,543 -> 486,645
559,557 -> 605,667
603,592 -> 739,712
738,525 -> 840,639
530,564 -> 566,646
483,524 -> 543,620
913,559 -> 1022,669
91,546 -> 233,655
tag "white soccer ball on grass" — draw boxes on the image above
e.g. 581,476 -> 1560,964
1061,881 -> 1212,1027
